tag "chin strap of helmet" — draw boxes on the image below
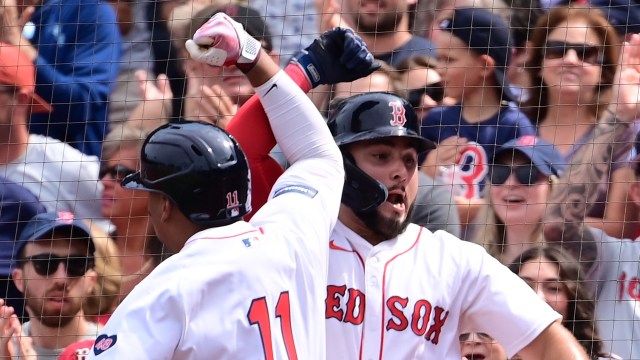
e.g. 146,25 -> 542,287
341,152 -> 388,213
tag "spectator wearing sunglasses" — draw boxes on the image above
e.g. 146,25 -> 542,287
421,8 -> 535,234
472,135 -> 566,265
395,55 -> 452,121
522,6 -> 638,239
8,211 -> 100,358
99,124 -> 168,302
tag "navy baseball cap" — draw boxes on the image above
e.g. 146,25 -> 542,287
15,211 -> 96,259
494,135 -> 566,177
590,0 -> 640,37
439,7 -> 517,101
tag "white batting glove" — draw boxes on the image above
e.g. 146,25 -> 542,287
185,12 -> 262,72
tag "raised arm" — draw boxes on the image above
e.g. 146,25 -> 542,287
224,28 -> 380,216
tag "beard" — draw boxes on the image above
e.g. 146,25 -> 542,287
24,286 -> 83,328
356,11 -> 403,34
356,202 -> 414,241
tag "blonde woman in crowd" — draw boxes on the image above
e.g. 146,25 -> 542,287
83,223 -> 122,326
99,125 -> 169,301
472,135 -> 565,265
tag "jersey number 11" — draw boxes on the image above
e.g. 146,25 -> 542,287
248,291 -> 298,360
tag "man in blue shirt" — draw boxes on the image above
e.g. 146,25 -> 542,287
0,0 -> 121,157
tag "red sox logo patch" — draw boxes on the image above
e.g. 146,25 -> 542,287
389,101 -> 407,127
93,334 -> 117,356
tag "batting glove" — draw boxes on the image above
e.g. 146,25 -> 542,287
185,13 -> 262,73
291,27 -> 380,89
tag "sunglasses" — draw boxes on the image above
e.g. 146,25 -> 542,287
407,82 -> 445,108
459,332 -> 497,343
489,164 -> 547,186
543,40 -> 604,65
23,253 -> 94,277
99,164 -> 137,183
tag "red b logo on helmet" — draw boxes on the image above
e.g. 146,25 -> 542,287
389,101 -> 407,127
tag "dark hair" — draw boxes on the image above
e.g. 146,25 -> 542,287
508,246 -> 605,359
506,0 -> 544,48
522,6 -> 620,124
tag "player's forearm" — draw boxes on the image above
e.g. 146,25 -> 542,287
243,49 -> 281,88
257,70 -> 341,167
516,322 -> 589,360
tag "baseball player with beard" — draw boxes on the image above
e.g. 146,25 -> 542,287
88,14 -> 378,360
214,77 -> 593,359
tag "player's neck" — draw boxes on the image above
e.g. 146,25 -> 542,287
30,313 -> 91,350
338,205 -> 386,246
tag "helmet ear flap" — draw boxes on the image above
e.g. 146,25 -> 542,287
341,152 -> 388,213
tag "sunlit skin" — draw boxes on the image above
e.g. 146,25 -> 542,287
345,0 -> 408,34
12,237 -> 96,328
340,137 -> 419,244
460,332 -> 509,360
541,19 -> 603,105
100,146 -> 148,223
333,71 -> 394,98
518,257 -> 569,319
490,153 -> 551,227
435,31 -> 488,100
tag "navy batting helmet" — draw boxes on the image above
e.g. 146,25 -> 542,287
121,121 -> 251,225
327,92 -> 434,212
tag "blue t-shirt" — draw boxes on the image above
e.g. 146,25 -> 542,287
421,104 -> 535,198
27,0 -> 121,157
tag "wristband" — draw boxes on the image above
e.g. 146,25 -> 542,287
236,36 -> 262,73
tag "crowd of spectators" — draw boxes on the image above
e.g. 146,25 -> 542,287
1,0 -> 640,358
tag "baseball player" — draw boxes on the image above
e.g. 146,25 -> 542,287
88,14 -> 377,359
220,93 -> 591,357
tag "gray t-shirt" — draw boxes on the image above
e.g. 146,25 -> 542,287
18,321 -> 100,359
412,173 -> 461,237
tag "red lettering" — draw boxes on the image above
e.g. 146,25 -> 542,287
325,285 -> 346,321
619,272 -> 627,301
411,300 -> 432,336
385,296 -> 409,331
343,288 -> 366,325
389,101 -> 407,127
425,306 -> 449,345
629,278 -> 640,300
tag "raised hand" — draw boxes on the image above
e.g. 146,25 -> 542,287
184,67 -> 237,128
185,12 -> 262,72
610,33 -> 640,122
291,27 -> 380,88
127,70 -> 174,131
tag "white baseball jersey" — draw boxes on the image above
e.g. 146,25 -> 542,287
90,70 -> 343,359
591,227 -> 640,359
325,221 -> 561,359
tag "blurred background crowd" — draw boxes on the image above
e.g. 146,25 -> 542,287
1,0 -> 640,358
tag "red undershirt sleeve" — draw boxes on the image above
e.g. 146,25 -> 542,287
227,64 -> 313,220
